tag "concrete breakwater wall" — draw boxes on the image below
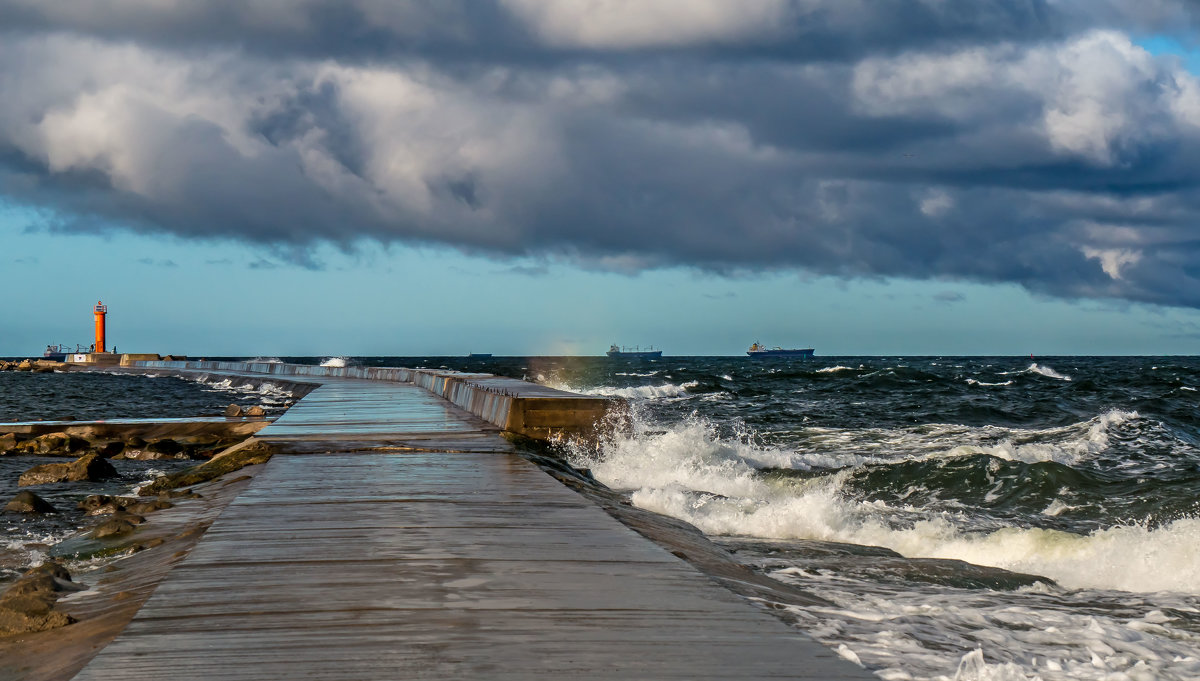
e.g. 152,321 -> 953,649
130,360 -> 618,441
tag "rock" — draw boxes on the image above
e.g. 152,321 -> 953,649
125,436 -> 147,449
0,562 -> 79,634
18,452 -> 118,486
90,518 -> 136,539
78,494 -> 120,512
111,510 -> 146,525
146,439 -> 183,456
245,405 -> 266,417
13,432 -> 91,456
4,490 -> 57,513
0,432 -> 17,453
224,404 -> 244,417
86,502 -> 126,516
71,452 -> 118,480
18,462 -> 72,486
96,441 -> 125,458
39,433 -> 90,456
15,359 -> 33,372
126,499 -> 174,514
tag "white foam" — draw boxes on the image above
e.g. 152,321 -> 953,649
246,357 -> 283,364
575,406 -> 1198,594
320,357 -> 349,368
1027,363 -> 1072,381
966,379 -> 1014,387
545,380 -> 699,400
776,567 -> 1200,681
818,365 -> 859,374
632,472 -> 1200,593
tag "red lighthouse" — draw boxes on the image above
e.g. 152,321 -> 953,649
94,301 -> 107,354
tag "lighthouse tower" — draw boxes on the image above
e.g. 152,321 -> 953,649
93,301 -> 107,354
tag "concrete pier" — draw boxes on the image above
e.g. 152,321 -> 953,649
67,362 -> 871,680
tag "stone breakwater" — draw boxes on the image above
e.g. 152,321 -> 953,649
0,360 -> 64,373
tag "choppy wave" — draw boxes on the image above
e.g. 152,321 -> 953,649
194,376 -> 293,406
777,574 -> 1200,681
320,356 -> 350,368
545,379 -> 699,400
246,357 -> 283,364
1027,363 -> 1072,381
817,365 -> 859,374
966,378 -> 1014,387
570,406 -> 1198,593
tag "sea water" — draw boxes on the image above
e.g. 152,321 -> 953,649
3,356 -> 1199,679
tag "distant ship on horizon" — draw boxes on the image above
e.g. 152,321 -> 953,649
606,344 -> 663,359
747,342 -> 814,358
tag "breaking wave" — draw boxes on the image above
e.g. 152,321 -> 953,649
1027,363 -> 1072,381
817,365 -> 859,374
543,379 -> 699,400
568,407 -> 1196,593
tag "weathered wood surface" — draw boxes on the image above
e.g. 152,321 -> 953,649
71,382 -> 871,680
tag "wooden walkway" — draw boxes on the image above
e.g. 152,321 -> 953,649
71,379 -> 871,680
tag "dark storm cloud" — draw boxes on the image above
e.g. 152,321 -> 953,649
3,1 -> 1200,307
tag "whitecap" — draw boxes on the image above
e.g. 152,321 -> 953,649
817,365 -> 859,374
1027,363 -> 1072,381
544,379 -> 699,400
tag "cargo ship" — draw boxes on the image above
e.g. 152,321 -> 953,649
747,342 -> 814,358
607,344 -> 663,359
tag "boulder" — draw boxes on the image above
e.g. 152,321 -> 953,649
4,490 -> 57,513
0,432 -> 17,453
18,462 -> 72,486
72,453 -> 117,480
0,562 -> 79,634
29,432 -> 90,456
19,452 -> 118,486
112,510 -> 146,525
125,436 -> 147,448
90,517 -> 136,539
146,439 -> 183,456
126,499 -> 174,515
15,359 -> 33,372
78,494 -> 120,512
224,404 -> 244,417
86,502 -> 126,516
96,441 -> 125,458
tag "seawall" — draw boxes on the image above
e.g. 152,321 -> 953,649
126,360 -> 618,442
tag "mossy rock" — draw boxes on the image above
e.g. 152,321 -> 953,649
137,440 -> 273,497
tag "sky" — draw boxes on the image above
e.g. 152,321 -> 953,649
4,1 -> 1200,356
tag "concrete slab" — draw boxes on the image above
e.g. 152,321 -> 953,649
69,366 -> 874,680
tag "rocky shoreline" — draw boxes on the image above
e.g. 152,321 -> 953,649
0,359 -> 65,374
0,410 -> 280,639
